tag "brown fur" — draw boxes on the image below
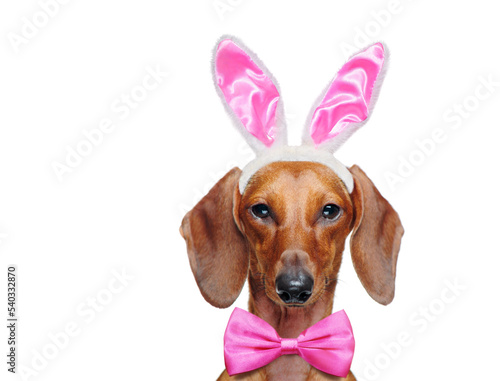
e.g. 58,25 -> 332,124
181,162 -> 403,381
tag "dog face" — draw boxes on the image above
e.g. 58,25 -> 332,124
180,40 -> 402,312
235,161 -> 354,308
181,162 -> 403,309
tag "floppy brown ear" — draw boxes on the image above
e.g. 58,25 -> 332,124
349,165 -> 404,305
180,167 -> 249,308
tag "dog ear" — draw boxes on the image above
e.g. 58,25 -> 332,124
180,167 -> 249,308
349,165 -> 404,305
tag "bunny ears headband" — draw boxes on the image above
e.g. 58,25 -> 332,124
214,38 -> 386,194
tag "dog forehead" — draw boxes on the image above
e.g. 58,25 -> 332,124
242,161 -> 348,201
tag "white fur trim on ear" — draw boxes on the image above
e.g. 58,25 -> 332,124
212,35 -> 288,153
302,42 -> 389,153
239,145 -> 353,194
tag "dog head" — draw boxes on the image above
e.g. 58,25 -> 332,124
180,38 -> 403,310
181,162 -> 403,309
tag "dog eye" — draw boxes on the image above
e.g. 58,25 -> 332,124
251,204 -> 270,218
322,204 -> 341,220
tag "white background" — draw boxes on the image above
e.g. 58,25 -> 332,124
1,1 -> 499,380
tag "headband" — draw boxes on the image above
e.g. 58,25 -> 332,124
213,37 -> 386,194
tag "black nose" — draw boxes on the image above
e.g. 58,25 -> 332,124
275,270 -> 314,304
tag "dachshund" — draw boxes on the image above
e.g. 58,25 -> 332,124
180,38 -> 403,380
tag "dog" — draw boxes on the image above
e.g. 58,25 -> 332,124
180,38 -> 403,380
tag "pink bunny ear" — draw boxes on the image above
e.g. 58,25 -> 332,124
215,39 -> 283,150
308,43 -> 386,151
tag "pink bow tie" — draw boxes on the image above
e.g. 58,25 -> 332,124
224,308 -> 355,377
